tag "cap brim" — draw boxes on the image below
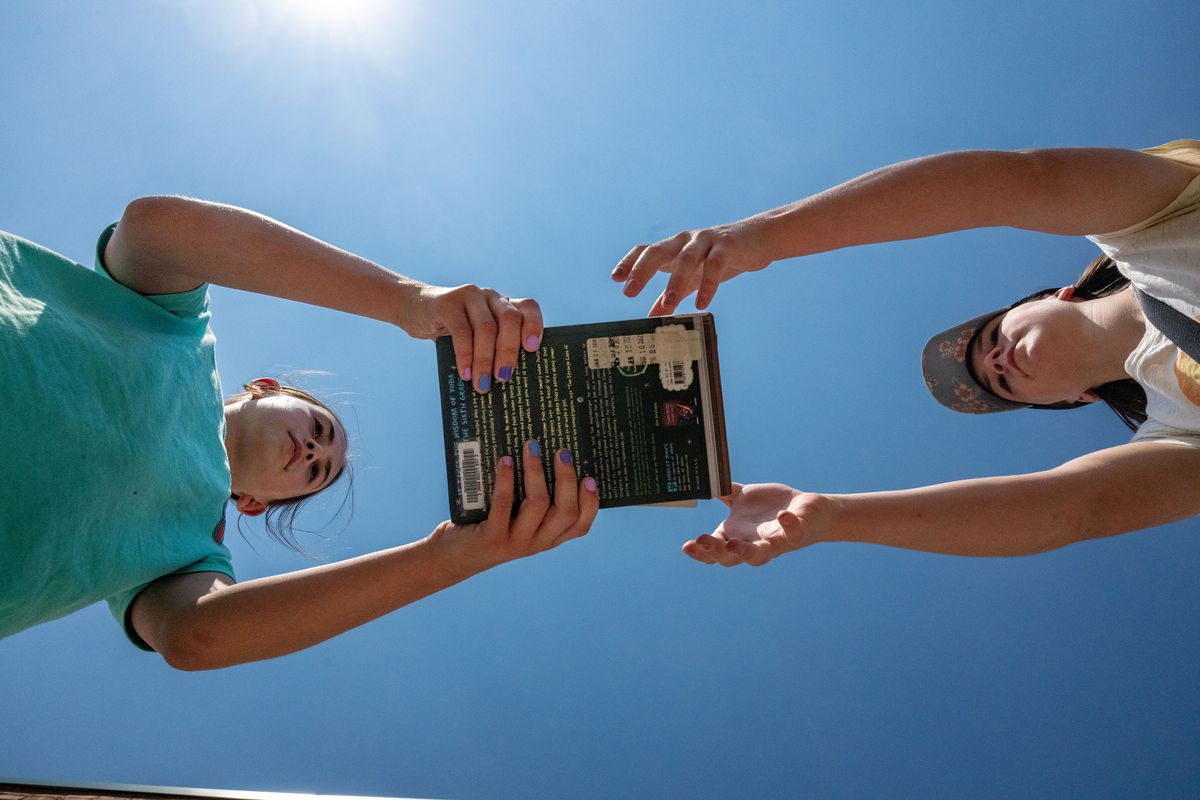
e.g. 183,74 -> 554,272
921,308 -> 1028,415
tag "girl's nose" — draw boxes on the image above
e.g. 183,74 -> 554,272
987,346 -> 1006,374
303,438 -> 324,461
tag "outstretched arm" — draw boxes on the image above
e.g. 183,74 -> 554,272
615,146 -> 1200,315
685,440 -> 1200,566
131,445 -> 599,669
104,195 -> 540,391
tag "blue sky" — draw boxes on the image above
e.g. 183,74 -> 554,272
2,1 -> 1200,797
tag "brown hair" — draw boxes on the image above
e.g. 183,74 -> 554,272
224,380 -> 354,553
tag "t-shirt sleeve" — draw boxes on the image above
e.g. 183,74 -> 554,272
106,551 -> 236,652
1088,140 -> 1200,244
94,222 -> 214,319
1132,419 -> 1200,448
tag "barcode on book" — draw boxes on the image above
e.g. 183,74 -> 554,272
456,441 -> 485,510
661,360 -> 693,390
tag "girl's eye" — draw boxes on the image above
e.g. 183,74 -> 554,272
310,464 -> 320,482
315,418 -> 324,437
991,323 -> 999,346
999,376 -> 1011,393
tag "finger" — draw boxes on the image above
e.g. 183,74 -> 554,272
463,289 -> 499,392
612,245 -> 647,282
513,439 -> 551,540
775,510 -> 804,550
486,456 -> 516,533
719,483 -> 744,508
441,303 -> 475,382
647,293 -> 674,319
657,236 -> 710,313
488,294 -> 523,383
683,533 -> 725,564
714,538 -> 758,568
514,297 -> 544,353
553,475 -> 600,547
694,250 -> 729,311
682,538 -> 720,565
623,233 -> 687,299
537,448 -> 579,543
729,538 -> 776,567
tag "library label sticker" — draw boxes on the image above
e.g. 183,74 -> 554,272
585,324 -> 699,390
457,440 -> 485,510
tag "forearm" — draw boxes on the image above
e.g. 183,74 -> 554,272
111,196 -> 422,325
167,533 -> 499,669
747,147 -> 1188,261
821,470 -> 1094,557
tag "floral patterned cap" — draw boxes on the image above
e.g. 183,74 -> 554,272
921,307 -> 1028,414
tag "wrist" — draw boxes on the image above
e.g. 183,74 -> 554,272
390,277 -> 428,332
425,520 -> 507,579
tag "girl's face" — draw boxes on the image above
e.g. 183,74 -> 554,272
969,289 -> 1100,407
224,393 -> 347,514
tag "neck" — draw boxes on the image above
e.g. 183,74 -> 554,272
1078,288 -> 1145,386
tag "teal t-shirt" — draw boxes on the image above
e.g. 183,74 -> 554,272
0,225 -> 234,648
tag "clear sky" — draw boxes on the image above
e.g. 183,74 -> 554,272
2,1 -> 1199,798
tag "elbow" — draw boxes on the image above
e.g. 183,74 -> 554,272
119,195 -> 196,237
154,620 -> 235,672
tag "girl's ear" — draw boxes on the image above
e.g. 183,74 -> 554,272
1055,286 -> 1076,301
234,493 -> 268,517
249,377 -> 281,391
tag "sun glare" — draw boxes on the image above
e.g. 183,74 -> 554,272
273,0 -> 394,42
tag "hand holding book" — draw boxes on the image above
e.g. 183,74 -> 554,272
429,439 -> 599,570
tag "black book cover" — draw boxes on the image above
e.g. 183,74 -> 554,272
436,313 -> 731,523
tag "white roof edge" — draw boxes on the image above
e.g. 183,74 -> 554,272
0,779 -> 436,800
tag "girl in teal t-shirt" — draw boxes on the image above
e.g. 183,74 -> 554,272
0,196 -> 599,668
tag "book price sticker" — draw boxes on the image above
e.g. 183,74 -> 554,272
585,324 -> 700,391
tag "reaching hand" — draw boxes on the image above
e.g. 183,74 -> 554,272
611,220 -> 775,316
683,482 -> 832,567
399,283 -> 544,394
432,440 -> 600,569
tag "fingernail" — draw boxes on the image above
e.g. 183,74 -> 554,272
664,291 -> 677,307
478,374 -> 490,392
501,455 -> 513,467
498,366 -> 513,382
559,449 -> 573,464
528,439 -> 540,457
583,476 -> 597,492
526,335 -> 540,351
623,279 -> 638,295
699,541 -> 712,552
612,267 -> 626,280
463,367 -> 472,381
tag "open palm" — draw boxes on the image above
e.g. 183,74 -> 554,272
684,482 -> 830,567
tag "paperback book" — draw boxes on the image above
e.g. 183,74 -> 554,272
435,313 -> 731,523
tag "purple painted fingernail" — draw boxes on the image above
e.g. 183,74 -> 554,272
498,366 -> 513,381
623,279 -> 638,295
462,367 -> 472,381
612,268 -> 625,280
501,455 -> 514,467
664,291 -> 678,307
478,374 -> 490,392
528,439 -> 540,457
583,476 -> 597,492
559,449 -> 573,464
526,335 -> 540,351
